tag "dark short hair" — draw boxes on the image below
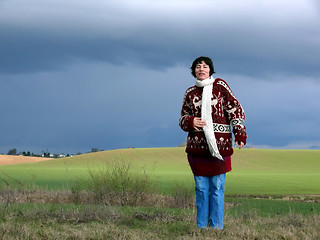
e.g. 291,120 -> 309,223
190,56 -> 215,78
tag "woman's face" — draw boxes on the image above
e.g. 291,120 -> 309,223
195,61 -> 210,80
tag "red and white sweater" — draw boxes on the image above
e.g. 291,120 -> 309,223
179,78 -> 247,157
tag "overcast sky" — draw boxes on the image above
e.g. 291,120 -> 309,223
1,0 -> 319,154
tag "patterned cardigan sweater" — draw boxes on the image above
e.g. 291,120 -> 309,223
179,78 -> 247,157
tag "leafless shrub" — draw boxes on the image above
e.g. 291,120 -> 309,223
170,181 -> 195,209
85,162 -> 154,206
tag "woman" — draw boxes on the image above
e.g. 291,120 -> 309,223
179,56 -> 247,229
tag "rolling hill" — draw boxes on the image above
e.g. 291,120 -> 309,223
0,148 -> 319,195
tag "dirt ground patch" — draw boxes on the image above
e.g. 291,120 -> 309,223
0,155 -> 53,166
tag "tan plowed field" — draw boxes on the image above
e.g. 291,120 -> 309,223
0,155 -> 53,166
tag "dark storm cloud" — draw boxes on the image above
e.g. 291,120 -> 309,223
1,0 -> 319,77
0,62 -> 189,153
1,0 -> 319,154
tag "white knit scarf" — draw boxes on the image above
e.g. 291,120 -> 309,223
195,76 -> 224,160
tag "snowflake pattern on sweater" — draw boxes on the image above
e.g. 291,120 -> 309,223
179,78 -> 247,157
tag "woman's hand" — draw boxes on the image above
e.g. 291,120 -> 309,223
193,117 -> 206,131
237,141 -> 245,149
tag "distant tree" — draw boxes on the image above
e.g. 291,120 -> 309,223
27,151 -> 31,156
7,148 -> 17,155
91,148 -> 98,153
76,152 -> 82,155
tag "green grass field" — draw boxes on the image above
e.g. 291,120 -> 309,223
1,148 -> 319,196
1,148 -> 320,239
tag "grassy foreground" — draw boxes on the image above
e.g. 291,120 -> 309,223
0,148 -> 320,239
0,202 -> 319,240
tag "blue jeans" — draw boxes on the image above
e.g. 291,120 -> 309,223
194,173 -> 226,229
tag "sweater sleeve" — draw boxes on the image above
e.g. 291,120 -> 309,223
218,79 -> 247,145
179,88 -> 196,132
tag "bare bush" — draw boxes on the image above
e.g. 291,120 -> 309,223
86,162 -> 154,206
170,181 -> 195,209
